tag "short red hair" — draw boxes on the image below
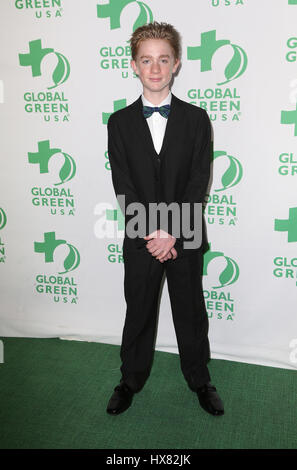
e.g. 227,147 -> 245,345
129,21 -> 182,62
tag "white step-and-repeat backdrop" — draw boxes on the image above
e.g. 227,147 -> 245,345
1,0 -> 297,371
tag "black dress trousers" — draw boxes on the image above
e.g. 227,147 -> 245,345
120,237 -> 211,393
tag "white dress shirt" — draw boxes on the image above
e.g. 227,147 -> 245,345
141,91 -> 172,155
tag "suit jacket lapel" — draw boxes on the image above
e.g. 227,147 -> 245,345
159,93 -> 184,158
133,95 -> 157,157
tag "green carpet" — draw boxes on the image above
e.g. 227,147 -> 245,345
0,337 -> 296,449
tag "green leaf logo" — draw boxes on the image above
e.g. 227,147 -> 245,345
218,44 -> 248,86
213,151 -> 243,192
0,208 -> 7,230
60,243 -> 80,274
216,256 -> 239,289
55,153 -> 76,186
48,52 -> 70,90
203,244 -> 239,289
133,1 -> 153,32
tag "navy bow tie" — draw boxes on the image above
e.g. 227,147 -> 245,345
143,104 -> 171,119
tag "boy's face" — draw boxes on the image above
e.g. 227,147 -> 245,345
131,39 -> 180,96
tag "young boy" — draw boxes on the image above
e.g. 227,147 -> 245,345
106,22 -> 224,416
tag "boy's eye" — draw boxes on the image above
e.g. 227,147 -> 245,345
142,59 -> 168,64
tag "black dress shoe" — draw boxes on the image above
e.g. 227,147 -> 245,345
196,382 -> 224,416
106,382 -> 134,415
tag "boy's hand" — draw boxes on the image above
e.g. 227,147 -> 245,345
158,247 -> 178,263
144,230 -> 177,262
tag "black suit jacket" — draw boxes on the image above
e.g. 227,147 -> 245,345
107,92 -> 211,257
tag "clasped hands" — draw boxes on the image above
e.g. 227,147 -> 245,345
144,229 -> 178,263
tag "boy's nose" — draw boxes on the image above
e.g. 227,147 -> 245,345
151,62 -> 161,72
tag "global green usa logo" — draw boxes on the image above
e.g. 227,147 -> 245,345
28,140 -> 76,185
0,208 -> 7,230
203,244 -> 239,288
28,140 -> 76,216
19,39 -> 70,89
97,0 -> 153,32
187,30 -> 248,85
34,232 -> 80,274
273,207 -> 297,287
204,150 -> 242,226
203,244 -> 239,321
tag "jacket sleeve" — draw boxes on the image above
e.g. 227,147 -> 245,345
107,113 -> 146,248
174,109 -> 211,250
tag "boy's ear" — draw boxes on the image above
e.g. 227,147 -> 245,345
173,58 -> 180,73
130,59 -> 138,75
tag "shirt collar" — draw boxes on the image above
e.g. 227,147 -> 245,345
141,91 -> 172,108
